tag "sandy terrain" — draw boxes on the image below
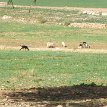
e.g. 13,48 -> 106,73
0,45 -> 107,54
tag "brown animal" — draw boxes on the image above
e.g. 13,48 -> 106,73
20,45 -> 29,51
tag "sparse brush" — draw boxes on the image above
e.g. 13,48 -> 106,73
79,82 -> 99,87
37,16 -> 47,24
64,21 -> 71,26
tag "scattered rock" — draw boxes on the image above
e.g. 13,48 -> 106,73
0,2 -> 7,7
2,15 -> 12,20
103,106 -> 107,107
57,105 -> 63,107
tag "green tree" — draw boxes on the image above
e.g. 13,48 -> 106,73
29,0 -> 37,13
8,0 -> 14,8
33,0 -> 37,4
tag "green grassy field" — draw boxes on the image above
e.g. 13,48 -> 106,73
0,2 -> 107,90
1,7 -> 107,25
0,20 -> 107,49
0,7 -> 107,48
0,1 -> 107,106
1,0 -> 107,8
0,50 -> 107,90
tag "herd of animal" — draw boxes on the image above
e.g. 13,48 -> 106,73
78,42 -> 90,49
20,41 -> 90,51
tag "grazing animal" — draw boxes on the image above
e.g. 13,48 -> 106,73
47,42 -> 55,48
61,42 -> 67,47
78,43 -> 83,48
78,42 -> 90,48
20,45 -> 29,51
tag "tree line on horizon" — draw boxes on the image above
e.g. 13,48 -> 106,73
7,0 -> 37,9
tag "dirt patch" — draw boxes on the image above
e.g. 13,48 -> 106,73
1,45 -> 107,54
0,2 -> 7,7
2,5 -> 107,29
13,5 -> 107,12
6,85 -> 107,101
69,23 -> 105,29
1,85 -> 107,107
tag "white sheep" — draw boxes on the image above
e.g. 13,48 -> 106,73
47,42 -> 55,48
61,42 -> 67,47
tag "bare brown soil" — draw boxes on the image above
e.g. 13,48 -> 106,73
1,45 -> 107,54
1,85 -> 107,107
13,5 -> 107,12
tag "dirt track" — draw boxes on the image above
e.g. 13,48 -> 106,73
0,45 -> 107,54
13,5 -> 107,12
1,85 -> 107,107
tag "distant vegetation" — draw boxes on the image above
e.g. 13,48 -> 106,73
1,20 -> 107,49
0,7 -> 107,49
0,0 -> 107,8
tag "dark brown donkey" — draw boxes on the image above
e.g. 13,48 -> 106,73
20,45 -> 29,51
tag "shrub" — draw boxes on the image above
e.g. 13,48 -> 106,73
38,16 -> 47,24
80,82 -> 97,87
64,21 -> 70,26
